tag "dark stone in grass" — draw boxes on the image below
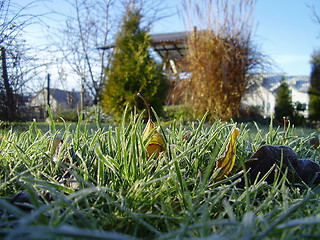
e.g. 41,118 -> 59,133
10,192 -> 30,203
9,191 -> 54,212
296,159 -> 320,184
241,145 -> 320,186
10,192 -> 33,212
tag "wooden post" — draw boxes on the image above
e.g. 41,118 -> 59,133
47,73 -> 50,107
1,47 -> 17,121
46,73 -> 50,118
80,77 -> 84,111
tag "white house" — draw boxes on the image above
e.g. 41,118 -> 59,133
242,73 -> 310,118
242,84 -> 276,118
287,75 -> 310,117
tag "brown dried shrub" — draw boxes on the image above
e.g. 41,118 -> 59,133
173,0 -> 262,121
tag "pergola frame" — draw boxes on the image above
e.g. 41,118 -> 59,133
98,31 -> 190,74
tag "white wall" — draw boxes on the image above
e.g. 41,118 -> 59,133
242,85 -> 276,118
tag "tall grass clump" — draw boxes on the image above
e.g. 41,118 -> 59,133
171,0 -> 263,121
0,109 -> 320,239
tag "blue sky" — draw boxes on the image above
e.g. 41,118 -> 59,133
22,0 -> 320,77
151,0 -> 320,76
253,0 -> 319,75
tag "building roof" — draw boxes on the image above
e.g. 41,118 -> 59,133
286,75 -> 310,93
32,88 -> 81,104
99,31 -> 190,60
150,32 -> 189,60
261,74 -> 283,92
50,88 -> 81,103
249,73 -> 310,93
247,73 -> 310,97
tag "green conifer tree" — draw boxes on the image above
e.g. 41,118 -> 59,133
274,77 -> 295,122
309,51 -> 320,121
101,6 -> 168,119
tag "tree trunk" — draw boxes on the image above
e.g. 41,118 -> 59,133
1,47 -> 17,121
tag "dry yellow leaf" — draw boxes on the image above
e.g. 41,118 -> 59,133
138,93 -> 166,158
142,118 -> 166,158
214,127 -> 240,181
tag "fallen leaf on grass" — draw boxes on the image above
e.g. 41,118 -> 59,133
214,127 -> 240,181
142,118 -> 166,158
138,93 -> 165,158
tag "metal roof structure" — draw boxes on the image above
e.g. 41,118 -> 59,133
99,31 -> 190,61
149,31 -> 189,60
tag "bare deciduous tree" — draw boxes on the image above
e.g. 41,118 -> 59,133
51,0 -> 116,104
0,0 -> 45,121
309,3 -> 320,27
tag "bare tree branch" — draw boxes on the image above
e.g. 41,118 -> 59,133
50,0 -> 116,104
0,0 -> 49,120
